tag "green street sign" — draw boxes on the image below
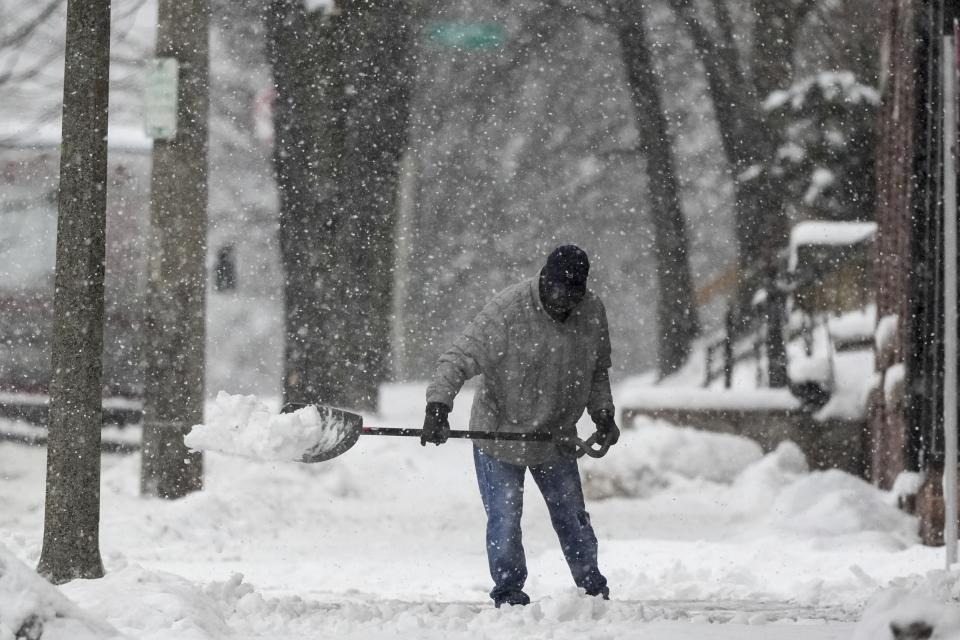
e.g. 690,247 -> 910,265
425,22 -> 506,50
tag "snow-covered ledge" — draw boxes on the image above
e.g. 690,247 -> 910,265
619,387 -> 802,413
618,386 -> 866,475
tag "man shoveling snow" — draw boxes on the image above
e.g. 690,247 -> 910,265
423,245 -> 620,608
184,245 -> 620,609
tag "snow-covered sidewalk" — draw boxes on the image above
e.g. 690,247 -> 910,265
0,383 -> 949,638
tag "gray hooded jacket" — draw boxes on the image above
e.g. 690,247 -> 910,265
426,276 -> 615,466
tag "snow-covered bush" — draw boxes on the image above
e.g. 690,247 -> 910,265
760,71 -> 879,223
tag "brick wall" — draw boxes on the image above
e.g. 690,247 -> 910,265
870,0 -> 919,490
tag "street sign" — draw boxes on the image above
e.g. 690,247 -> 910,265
425,22 -> 506,50
145,58 -> 179,140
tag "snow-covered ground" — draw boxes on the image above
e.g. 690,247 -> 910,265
0,383 -> 952,638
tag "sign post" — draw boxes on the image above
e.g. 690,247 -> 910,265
944,16 -> 958,568
425,22 -> 506,50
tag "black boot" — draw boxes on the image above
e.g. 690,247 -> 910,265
585,585 -> 610,600
494,591 -> 531,608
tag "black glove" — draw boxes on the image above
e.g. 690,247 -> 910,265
592,410 -> 620,447
421,402 -> 451,446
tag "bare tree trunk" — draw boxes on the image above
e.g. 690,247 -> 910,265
36,0 -> 110,584
266,1 -> 347,407
666,0 -> 813,325
141,0 -> 209,499
730,0 -> 813,322
336,0 -> 414,411
614,1 -> 699,376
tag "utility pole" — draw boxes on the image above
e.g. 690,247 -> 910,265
36,0 -> 111,583
141,0 -> 209,499
943,8 -> 959,568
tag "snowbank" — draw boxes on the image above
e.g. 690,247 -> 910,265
581,421 -> 764,499
65,568 -> 634,639
60,566 -> 859,639
732,442 -> 915,547
853,572 -> 960,640
769,469 -> 917,544
60,564 -> 234,640
0,544 -> 117,640
184,392 -> 350,462
0,384 -> 940,638
584,425 -> 917,548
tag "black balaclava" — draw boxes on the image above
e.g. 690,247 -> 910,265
538,245 -> 589,323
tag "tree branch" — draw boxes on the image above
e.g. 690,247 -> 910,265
0,48 -> 62,88
710,0 -> 741,75
669,0 -> 741,86
666,0 -> 753,167
469,2 -> 571,120
783,0 -> 818,51
553,0 -> 611,27
0,0 -> 63,50
792,0 -> 818,24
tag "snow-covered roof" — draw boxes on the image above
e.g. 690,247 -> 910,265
788,220 -> 877,271
619,387 -> 801,412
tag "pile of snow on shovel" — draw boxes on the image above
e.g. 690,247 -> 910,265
185,392 -> 346,462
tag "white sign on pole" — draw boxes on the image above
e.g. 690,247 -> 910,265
145,58 -> 179,140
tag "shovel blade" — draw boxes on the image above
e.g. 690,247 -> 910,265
281,402 -> 364,463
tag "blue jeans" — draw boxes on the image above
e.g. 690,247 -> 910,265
473,446 -> 607,602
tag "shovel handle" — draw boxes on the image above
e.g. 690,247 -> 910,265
362,427 -> 552,442
573,432 -> 612,458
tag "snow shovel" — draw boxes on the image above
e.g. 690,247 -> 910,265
281,403 -> 612,463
